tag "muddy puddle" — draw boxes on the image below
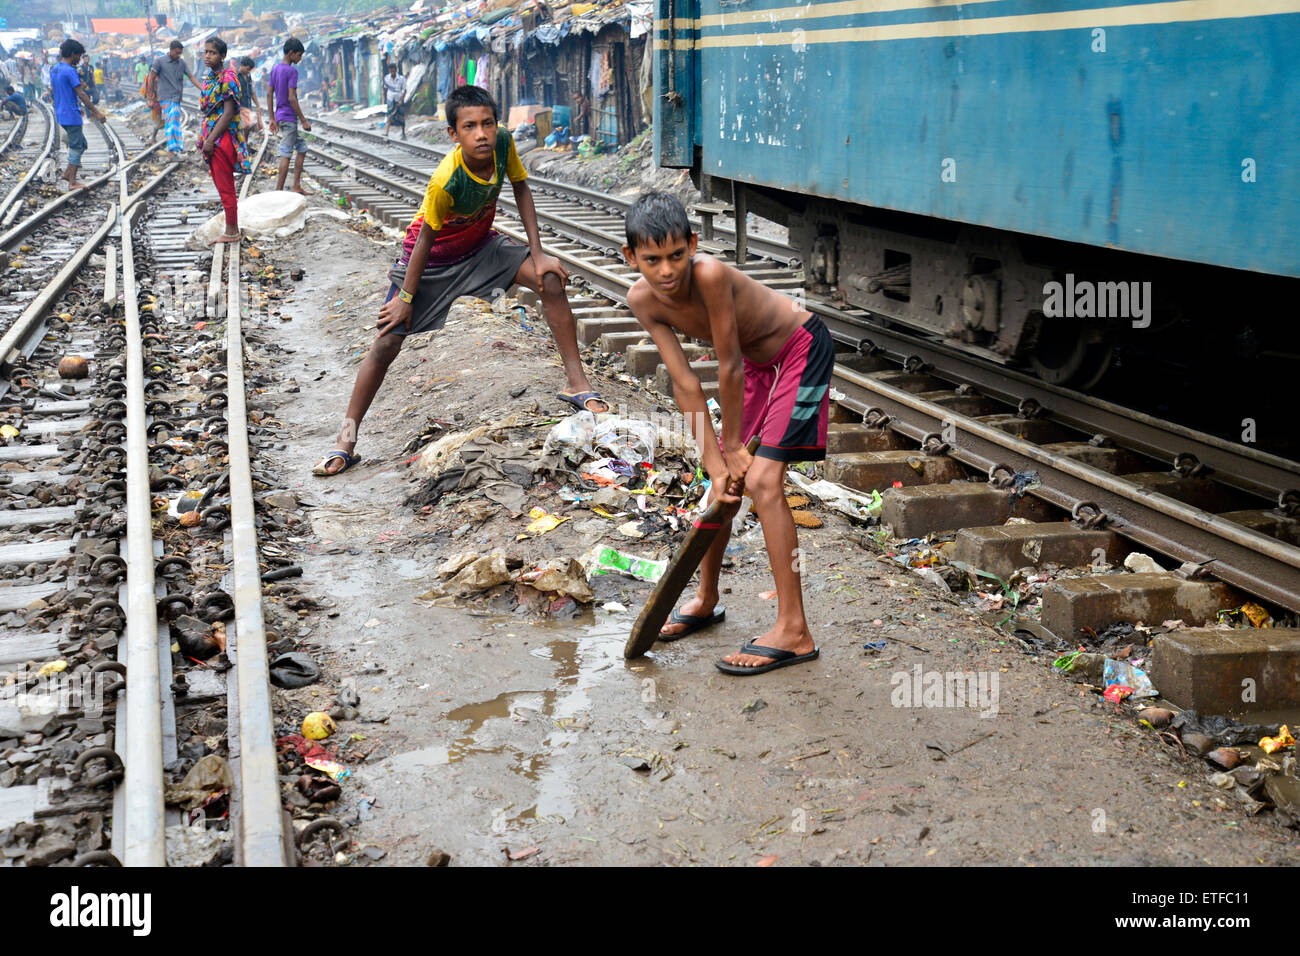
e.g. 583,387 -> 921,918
353,613 -> 639,850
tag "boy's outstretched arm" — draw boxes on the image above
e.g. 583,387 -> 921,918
511,179 -> 566,283
636,306 -> 741,503
377,221 -> 440,337
695,260 -> 752,488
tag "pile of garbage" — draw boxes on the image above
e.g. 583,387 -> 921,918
1052,645 -> 1300,824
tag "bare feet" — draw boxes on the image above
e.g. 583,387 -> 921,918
211,231 -> 241,245
720,621 -> 815,669
659,593 -> 718,638
66,181 -> 86,191
292,185 -> 314,196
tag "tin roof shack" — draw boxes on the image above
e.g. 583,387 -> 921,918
426,0 -> 651,146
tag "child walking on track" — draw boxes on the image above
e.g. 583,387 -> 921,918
623,192 -> 833,675
50,39 -> 106,192
267,37 -> 312,194
314,85 -> 607,477
198,37 -> 250,246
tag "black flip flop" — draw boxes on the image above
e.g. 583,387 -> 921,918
715,641 -> 820,676
658,606 -> 725,642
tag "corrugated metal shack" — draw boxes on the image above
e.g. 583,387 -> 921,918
319,0 -> 652,146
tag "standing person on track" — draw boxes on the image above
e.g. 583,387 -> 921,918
198,37 -> 249,247
79,56 -> 97,106
50,39 -> 106,192
21,59 -> 37,104
267,37 -> 312,195
149,40 -> 201,155
383,62 -> 406,139
237,56 -> 263,133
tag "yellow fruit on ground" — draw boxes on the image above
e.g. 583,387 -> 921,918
302,712 -> 336,740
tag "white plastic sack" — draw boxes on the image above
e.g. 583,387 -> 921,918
189,190 -> 345,246
593,417 -> 657,465
542,411 -> 597,461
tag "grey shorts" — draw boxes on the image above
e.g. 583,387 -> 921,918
277,121 -> 309,156
386,234 -> 530,336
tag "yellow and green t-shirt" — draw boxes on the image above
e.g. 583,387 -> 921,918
401,127 -> 527,267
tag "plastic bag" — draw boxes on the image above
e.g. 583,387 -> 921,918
1103,658 -> 1157,699
787,471 -> 882,523
542,411 -> 597,461
593,417 -> 657,465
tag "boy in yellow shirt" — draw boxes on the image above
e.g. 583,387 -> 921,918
315,85 -> 607,476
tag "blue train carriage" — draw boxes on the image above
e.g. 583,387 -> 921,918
655,0 -> 1300,385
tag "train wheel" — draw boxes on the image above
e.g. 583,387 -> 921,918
1030,322 -> 1114,389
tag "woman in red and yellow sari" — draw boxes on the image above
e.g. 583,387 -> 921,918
198,36 -> 251,245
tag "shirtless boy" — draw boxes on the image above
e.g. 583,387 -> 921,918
623,192 -> 834,674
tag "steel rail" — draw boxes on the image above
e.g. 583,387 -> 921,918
0,99 -> 54,226
0,108 -> 27,156
227,131 -> 286,866
807,306 -> 1300,502
0,140 -> 165,256
119,196 -> 167,865
311,122 -> 1294,503
307,139 -> 655,274
831,364 -> 1300,613
0,161 -> 179,375
306,120 -> 798,262
492,218 -> 1300,611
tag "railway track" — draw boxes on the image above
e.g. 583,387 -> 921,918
302,120 -> 1300,627
305,116 -> 798,265
0,122 -> 292,866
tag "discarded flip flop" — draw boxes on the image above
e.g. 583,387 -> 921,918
312,450 -> 361,477
658,606 -> 726,642
556,390 -> 609,413
715,641 -> 820,676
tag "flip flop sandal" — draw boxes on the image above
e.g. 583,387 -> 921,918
556,390 -> 608,413
715,641 -> 820,676
658,606 -> 726,642
312,450 -> 361,477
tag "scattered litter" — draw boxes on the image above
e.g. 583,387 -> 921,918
582,545 -> 667,583
787,471 -> 882,522
1102,658 -> 1157,699
1260,725 -> 1294,754
520,558 -> 595,603
522,508 -> 569,535
268,652 -> 320,689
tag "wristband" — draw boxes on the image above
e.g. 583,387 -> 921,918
397,289 -> 414,304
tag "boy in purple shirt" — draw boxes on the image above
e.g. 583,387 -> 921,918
266,37 -> 312,195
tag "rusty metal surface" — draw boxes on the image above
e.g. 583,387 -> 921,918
833,365 -> 1300,614
809,304 -> 1300,502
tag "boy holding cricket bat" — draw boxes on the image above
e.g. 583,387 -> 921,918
622,193 -> 833,675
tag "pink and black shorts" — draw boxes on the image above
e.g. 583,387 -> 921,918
739,316 -> 835,462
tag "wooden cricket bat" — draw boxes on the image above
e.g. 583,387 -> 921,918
624,437 -> 759,659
